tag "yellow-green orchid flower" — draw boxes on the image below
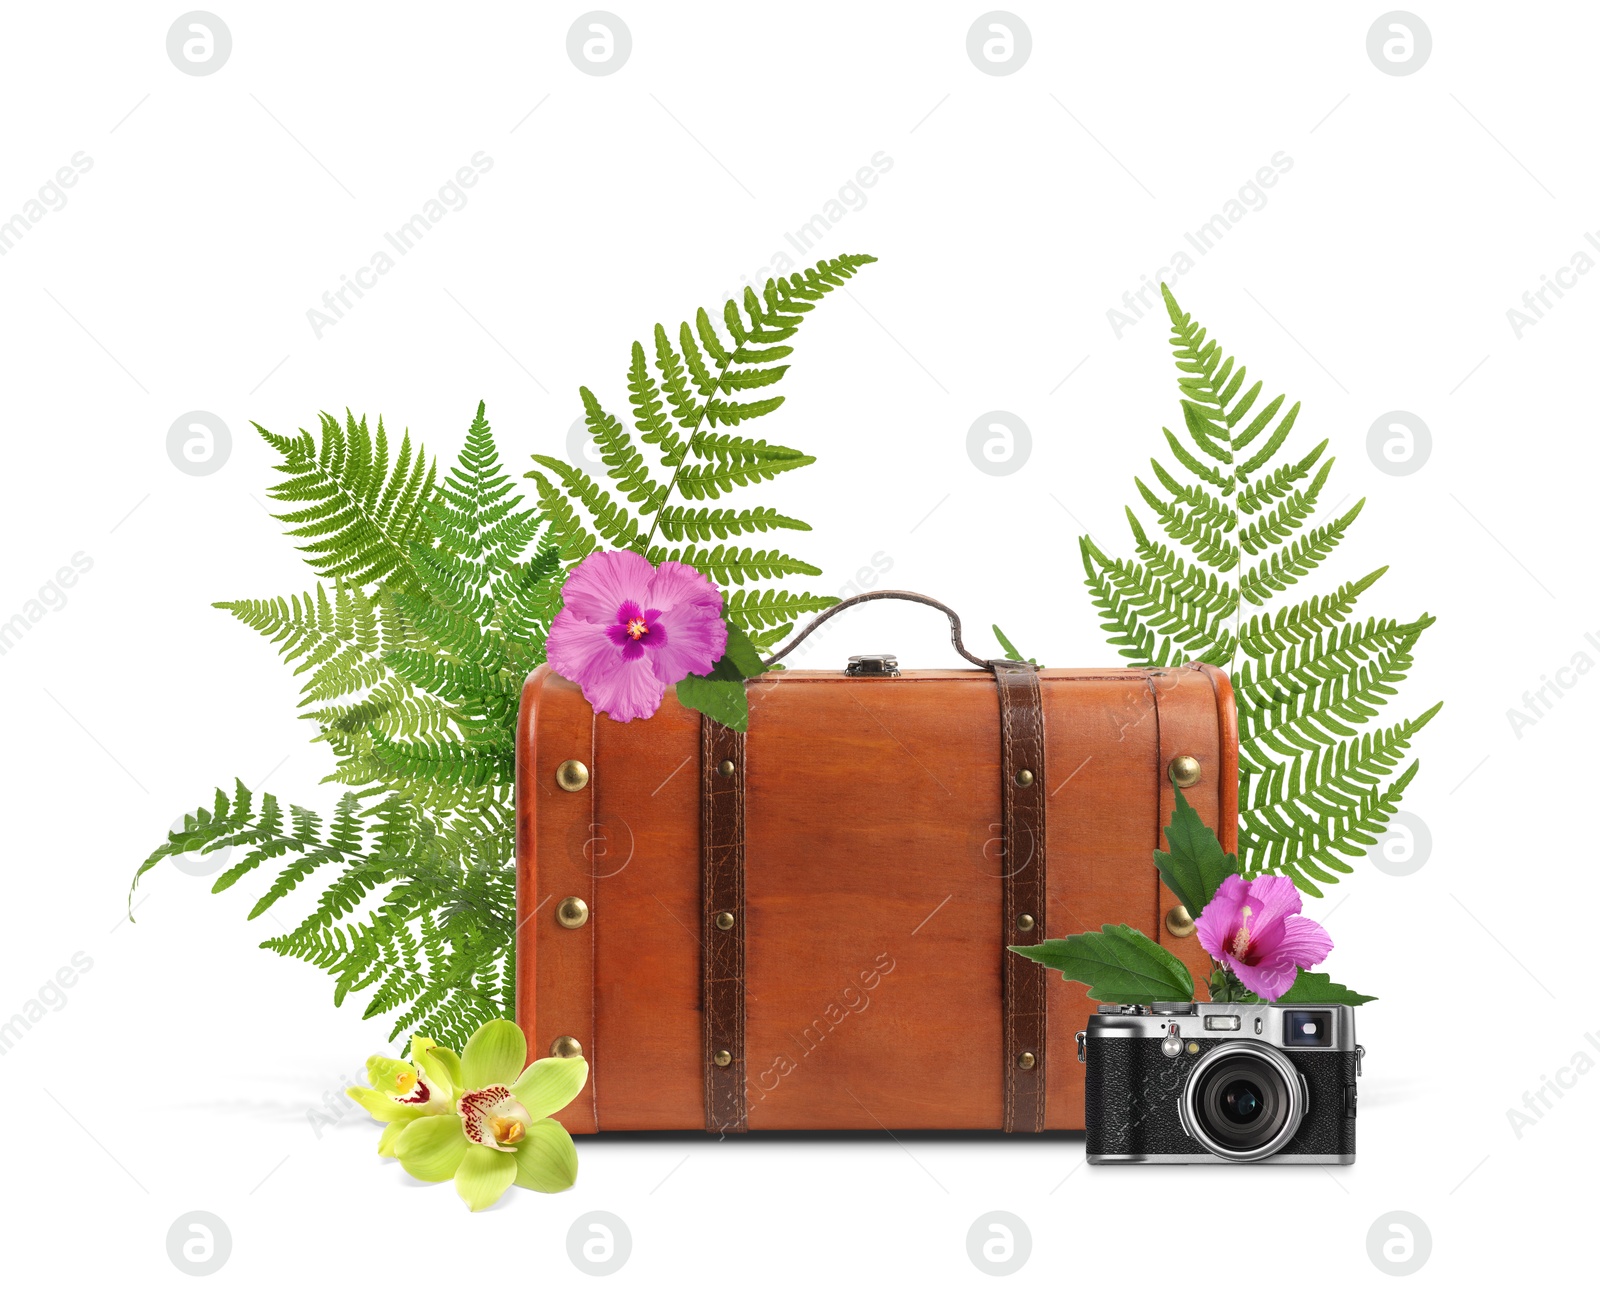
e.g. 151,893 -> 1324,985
392,1019 -> 587,1211
346,1035 -> 461,1157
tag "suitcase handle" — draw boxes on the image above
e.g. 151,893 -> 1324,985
760,589 -> 1005,671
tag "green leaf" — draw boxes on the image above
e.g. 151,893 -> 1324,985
676,659 -> 750,732
1155,785 -> 1238,917
721,620 -> 767,679
1009,924 -> 1194,1004
992,624 -> 1038,666
1267,972 -> 1376,1005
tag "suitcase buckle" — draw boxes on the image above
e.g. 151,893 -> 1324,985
846,653 -> 900,676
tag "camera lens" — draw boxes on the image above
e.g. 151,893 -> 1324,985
1183,1044 -> 1306,1161
1220,1079 -> 1263,1123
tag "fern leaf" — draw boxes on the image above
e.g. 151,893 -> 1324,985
580,385 -> 660,510
724,588 -> 841,630
653,504 -> 810,542
644,543 -> 824,587
256,412 -> 435,592
1238,500 -> 1366,605
528,456 -> 643,554
1238,457 -> 1333,556
1084,283 -> 1439,894
525,254 -> 871,613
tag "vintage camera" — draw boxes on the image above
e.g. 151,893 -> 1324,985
1078,1002 -> 1363,1163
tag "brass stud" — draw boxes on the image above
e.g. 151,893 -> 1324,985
1016,912 -> 1036,933
715,910 -> 736,931
1017,1051 -> 1036,1070
556,759 -> 590,792
716,759 -> 736,778
712,1049 -> 732,1067
1165,904 -> 1197,938
1169,754 -> 1202,789
556,896 -> 590,929
1015,768 -> 1035,787
550,1035 -> 583,1059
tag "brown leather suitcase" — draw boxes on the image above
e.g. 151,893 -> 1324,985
515,592 -> 1238,1134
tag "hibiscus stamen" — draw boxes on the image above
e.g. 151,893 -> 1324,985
1231,905 -> 1254,959
625,616 -> 650,641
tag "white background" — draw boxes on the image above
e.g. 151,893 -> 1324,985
0,1 -> 1589,1282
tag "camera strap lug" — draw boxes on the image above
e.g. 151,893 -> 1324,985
1075,1030 -> 1087,1064
1355,1043 -> 1365,1077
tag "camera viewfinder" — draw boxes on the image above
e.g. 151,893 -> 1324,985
1282,1009 -> 1334,1048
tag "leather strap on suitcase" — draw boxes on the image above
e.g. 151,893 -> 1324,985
701,713 -> 749,1134
993,658 -> 1047,1133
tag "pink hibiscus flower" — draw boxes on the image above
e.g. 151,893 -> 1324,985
1194,873 -> 1333,1002
546,549 -> 728,722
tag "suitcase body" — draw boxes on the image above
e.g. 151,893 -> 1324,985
516,651 -> 1236,1134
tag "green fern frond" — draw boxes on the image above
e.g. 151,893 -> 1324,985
383,652 -> 520,711
672,452 -> 816,501
1235,569 -> 1387,658
1238,499 -> 1365,605
528,456 -> 643,554
527,253 -> 875,617
1234,615 -> 1433,725
428,401 -> 541,578
644,543 -> 823,587
689,432 -> 807,462
1239,706 -> 1441,892
653,504 -> 810,543
1238,456 -> 1333,555
134,780 -> 517,1049
724,588 -> 841,630
155,258 -> 871,1039
1081,536 -> 1189,666
581,385 -> 661,510
368,732 -> 510,792
215,583 -> 416,706
306,679 -> 457,743
1237,438 -> 1329,514
255,411 -> 435,592
528,471 -> 600,562
1084,539 -> 1230,659
1083,284 -> 1439,895
746,622 -> 796,650
159,406 -> 561,1043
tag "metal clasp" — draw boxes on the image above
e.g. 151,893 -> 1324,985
1075,1030 -> 1087,1064
846,653 -> 899,676
1355,1043 -> 1365,1077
